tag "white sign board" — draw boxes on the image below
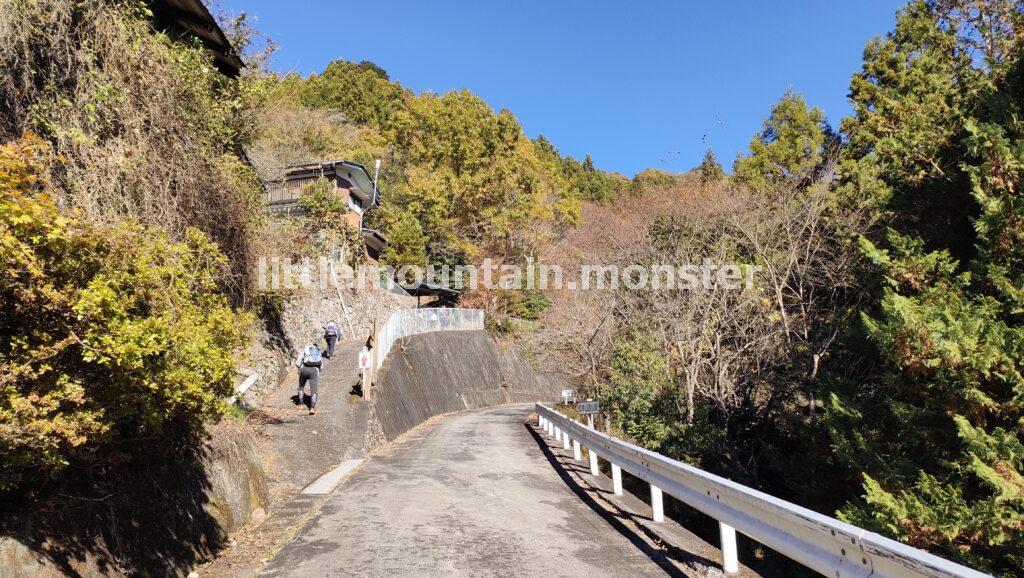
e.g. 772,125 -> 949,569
561,389 -> 575,403
358,349 -> 371,370
576,400 -> 600,415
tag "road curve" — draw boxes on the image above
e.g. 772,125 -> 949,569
259,404 -> 670,577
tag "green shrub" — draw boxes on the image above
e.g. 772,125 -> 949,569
298,177 -> 347,230
602,331 -> 678,451
0,137 -> 250,491
514,291 -> 550,320
628,169 -> 677,195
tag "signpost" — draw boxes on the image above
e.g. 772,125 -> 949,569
561,389 -> 575,404
358,346 -> 372,397
576,399 -> 600,429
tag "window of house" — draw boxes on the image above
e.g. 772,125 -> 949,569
348,194 -> 364,214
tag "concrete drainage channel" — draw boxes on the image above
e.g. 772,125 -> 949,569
300,459 -> 365,495
199,458 -> 368,577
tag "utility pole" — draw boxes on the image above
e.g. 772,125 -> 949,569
372,159 -> 381,208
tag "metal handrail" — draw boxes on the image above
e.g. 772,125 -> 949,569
536,403 -> 990,578
373,308 -> 484,370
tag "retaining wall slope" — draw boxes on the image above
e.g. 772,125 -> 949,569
370,330 -> 563,440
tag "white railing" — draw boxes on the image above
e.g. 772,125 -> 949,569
535,404 -> 991,578
373,308 -> 484,370
226,371 -> 261,405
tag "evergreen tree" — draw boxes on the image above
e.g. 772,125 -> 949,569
603,331 -> 677,451
837,0 -> 980,256
301,59 -> 407,130
734,90 -> 832,191
381,211 -> 428,282
826,2 -> 1024,573
698,148 -> 724,185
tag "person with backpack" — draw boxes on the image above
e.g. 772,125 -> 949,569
322,320 -> 339,358
295,343 -> 323,415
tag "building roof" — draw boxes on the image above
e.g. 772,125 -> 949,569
150,0 -> 245,77
401,281 -> 460,299
361,229 -> 388,253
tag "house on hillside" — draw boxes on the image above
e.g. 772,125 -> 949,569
147,2 -> 391,262
264,160 -> 388,261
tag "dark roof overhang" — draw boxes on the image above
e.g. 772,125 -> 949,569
150,0 -> 245,77
401,281 -> 460,298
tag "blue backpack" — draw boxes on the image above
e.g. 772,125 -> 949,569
304,345 -> 322,367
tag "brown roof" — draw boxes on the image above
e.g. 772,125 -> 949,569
149,0 -> 244,77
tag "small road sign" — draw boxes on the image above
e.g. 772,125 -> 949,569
561,389 -> 575,404
576,400 -> 600,415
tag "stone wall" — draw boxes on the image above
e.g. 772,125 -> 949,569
237,265 -> 416,406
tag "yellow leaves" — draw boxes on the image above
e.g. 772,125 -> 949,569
0,377 -> 107,488
553,196 -> 581,228
1,135 -> 249,489
0,134 -> 47,193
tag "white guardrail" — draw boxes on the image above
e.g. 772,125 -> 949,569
373,308 -> 484,370
535,404 -> 991,578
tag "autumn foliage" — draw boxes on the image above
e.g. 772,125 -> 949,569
0,137 -> 249,491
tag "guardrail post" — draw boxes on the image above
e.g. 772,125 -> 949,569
532,403 -> 991,578
546,420 -> 552,436
572,439 -> 581,460
719,522 -> 739,574
651,485 -> 664,522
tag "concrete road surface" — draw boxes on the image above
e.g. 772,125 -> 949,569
260,404 -> 671,577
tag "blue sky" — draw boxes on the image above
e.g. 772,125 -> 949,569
222,0 -> 906,177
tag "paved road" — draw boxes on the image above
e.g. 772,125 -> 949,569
260,404 -> 670,577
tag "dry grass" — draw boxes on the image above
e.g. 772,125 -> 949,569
0,0 -> 264,301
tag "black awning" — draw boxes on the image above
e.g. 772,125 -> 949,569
400,281 -> 460,298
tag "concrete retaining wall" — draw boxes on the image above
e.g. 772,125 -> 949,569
370,330 -> 564,441
0,421 -> 268,577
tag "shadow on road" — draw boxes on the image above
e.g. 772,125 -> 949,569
524,422 -> 718,577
